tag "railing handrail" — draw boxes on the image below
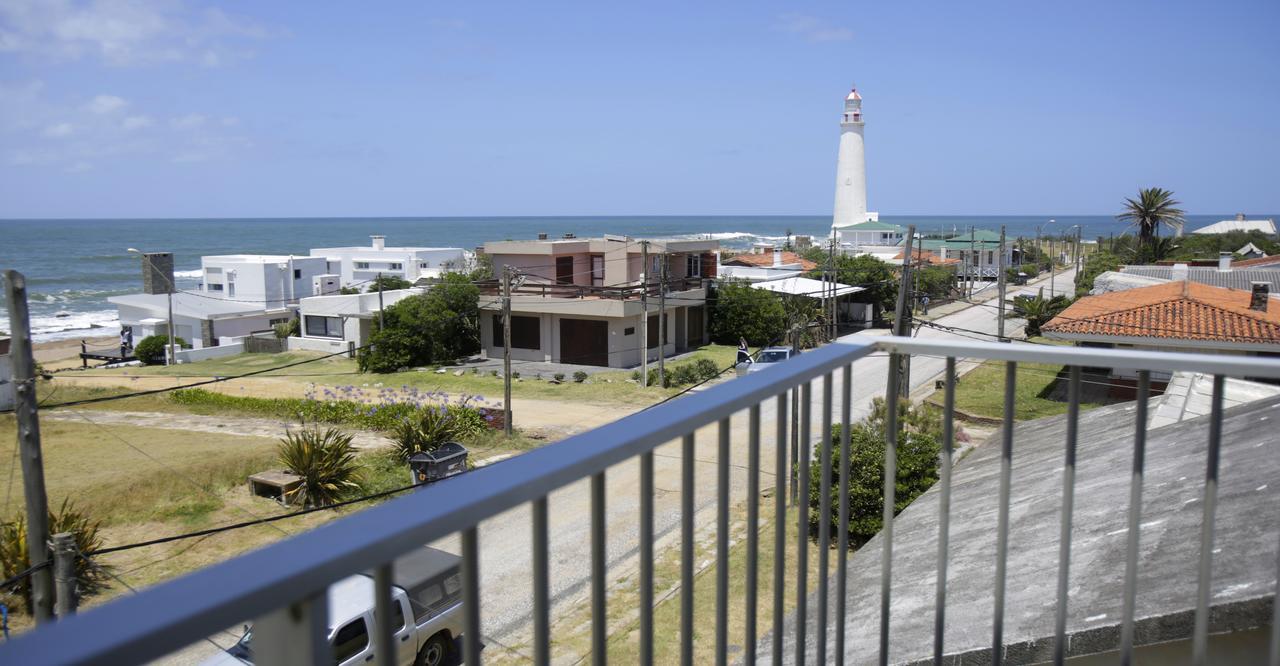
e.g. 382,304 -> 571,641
4,338 -> 1279,664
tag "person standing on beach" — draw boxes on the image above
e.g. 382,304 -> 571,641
120,327 -> 133,357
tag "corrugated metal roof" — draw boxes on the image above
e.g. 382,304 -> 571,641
1120,265 -> 1280,291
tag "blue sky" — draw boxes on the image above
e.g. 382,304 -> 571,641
1,0 -> 1277,218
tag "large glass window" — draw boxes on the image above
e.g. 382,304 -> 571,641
305,315 -> 343,338
492,315 -> 540,350
331,618 -> 368,664
686,254 -> 701,278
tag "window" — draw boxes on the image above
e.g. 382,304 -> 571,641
331,618 -> 368,664
624,327 -> 635,336
419,262 -> 430,269
987,251 -> 994,264
647,314 -> 659,349
492,315 -> 540,350
305,315 -> 343,338
381,600 -> 406,632
556,256 -> 574,284
389,263 -> 402,271
208,283 -> 224,291
355,261 -> 370,270
293,269 -> 302,279
686,254 -> 701,278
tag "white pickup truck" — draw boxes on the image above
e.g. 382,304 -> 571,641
205,546 -> 466,666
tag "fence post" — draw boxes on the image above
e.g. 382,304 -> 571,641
52,533 -> 77,618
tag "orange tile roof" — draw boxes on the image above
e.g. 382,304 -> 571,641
722,251 -> 818,271
1042,281 -> 1280,344
1233,254 -> 1280,268
892,248 -> 962,266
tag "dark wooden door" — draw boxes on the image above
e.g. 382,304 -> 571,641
560,318 -> 609,366
556,256 -> 574,284
687,306 -> 705,347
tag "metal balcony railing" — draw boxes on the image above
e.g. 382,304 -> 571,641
477,276 -> 706,300
3,338 -> 1279,665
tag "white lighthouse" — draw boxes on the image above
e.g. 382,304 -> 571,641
831,86 -> 878,239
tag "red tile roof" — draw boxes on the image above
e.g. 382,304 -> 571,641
722,251 -> 818,271
1042,281 -> 1280,345
892,248 -> 962,266
1233,254 -> 1280,268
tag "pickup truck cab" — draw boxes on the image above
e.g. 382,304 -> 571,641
207,546 -> 465,666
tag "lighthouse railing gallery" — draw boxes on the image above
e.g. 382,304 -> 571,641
2,337 -> 1278,665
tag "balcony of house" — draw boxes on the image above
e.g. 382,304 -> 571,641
5,338 -> 1278,665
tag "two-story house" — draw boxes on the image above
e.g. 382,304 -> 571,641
477,236 -> 719,368
199,254 -> 330,303
310,236 -> 466,288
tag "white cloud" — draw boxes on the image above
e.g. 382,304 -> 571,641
121,114 -> 152,130
0,0 -> 272,66
775,14 -> 854,43
86,93 -> 127,114
170,113 -> 206,129
42,122 -> 74,137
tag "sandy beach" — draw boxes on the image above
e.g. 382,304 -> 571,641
31,335 -> 116,366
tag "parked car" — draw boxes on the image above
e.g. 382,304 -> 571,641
203,546 -> 467,666
736,346 -> 799,376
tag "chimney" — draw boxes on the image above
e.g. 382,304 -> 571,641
140,252 -> 174,295
537,232 -> 548,240
772,245 -> 782,268
1251,282 -> 1270,312
370,235 -> 385,251
1236,213 -> 1247,221
939,246 -> 947,261
1218,252 -> 1232,272
1171,263 -> 1189,282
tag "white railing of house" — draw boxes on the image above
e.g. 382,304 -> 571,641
2,338 -> 1279,665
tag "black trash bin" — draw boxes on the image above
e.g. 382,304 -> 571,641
408,442 -> 469,485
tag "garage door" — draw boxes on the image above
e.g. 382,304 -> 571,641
560,318 -> 609,367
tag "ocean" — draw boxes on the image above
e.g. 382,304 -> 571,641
0,214 -> 1246,342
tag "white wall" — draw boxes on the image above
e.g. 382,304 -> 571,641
173,343 -> 245,363
308,248 -> 464,286
202,256 -> 328,303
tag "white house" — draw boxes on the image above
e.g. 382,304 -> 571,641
309,236 -> 466,288
108,292 -> 294,350
293,288 -> 425,354
199,254 -> 329,303
835,220 -> 905,254
1191,214 -> 1276,236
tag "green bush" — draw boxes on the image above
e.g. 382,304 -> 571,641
671,364 -> 698,386
1,499 -> 109,615
169,388 -> 500,433
1074,250 -> 1124,296
553,373 -> 565,382
368,275 -> 413,291
692,358 -> 721,381
277,428 -> 362,508
709,278 -> 787,346
573,371 -> 588,383
808,402 -> 942,548
133,335 -> 187,365
358,273 -> 480,373
391,406 -> 486,461
273,318 -> 300,339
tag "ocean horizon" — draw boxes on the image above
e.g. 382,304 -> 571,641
0,213 -> 1269,342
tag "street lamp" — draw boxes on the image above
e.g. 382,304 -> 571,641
128,248 -> 176,366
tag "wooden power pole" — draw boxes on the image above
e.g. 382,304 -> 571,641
658,251 -> 667,387
640,241 -> 649,387
4,270 -> 54,624
501,267 -> 513,436
997,225 -> 1008,342
889,225 -> 916,399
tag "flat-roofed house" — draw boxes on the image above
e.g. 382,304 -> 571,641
477,236 -> 719,368
310,236 -> 466,288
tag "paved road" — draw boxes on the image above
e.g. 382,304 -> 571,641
170,268 -> 1076,664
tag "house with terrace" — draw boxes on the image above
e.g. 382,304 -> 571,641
476,235 -> 719,368
310,235 -> 466,289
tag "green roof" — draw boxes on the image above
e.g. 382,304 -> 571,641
945,229 -> 1003,243
833,219 -> 903,232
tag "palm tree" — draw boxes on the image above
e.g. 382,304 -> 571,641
1007,288 -> 1072,338
1116,187 -> 1186,248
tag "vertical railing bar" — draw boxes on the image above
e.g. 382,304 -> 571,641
715,417 -> 731,666
591,472 -> 607,666
1192,374 -> 1225,666
795,380 -> 812,666
745,405 -> 761,665
462,527 -> 482,666
533,496 -> 551,666
992,361 -> 1017,666
880,360 -> 901,666
836,364 -> 853,666
1119,370 -> 1150,665
374,563 -> 395,666
773,392 -> 788,665
933,357 -> 956,665
1270,520 -> 1280,666
681,433 -> 695,666
791,387 -> 801,505
1053,366 -> 1081,665
817,372 -> 834,662
639,454 -> 654,666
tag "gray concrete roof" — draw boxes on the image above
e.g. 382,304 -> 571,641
1119,265 -> 1280,292
768,395 -> 1280,664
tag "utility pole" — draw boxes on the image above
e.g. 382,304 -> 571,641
889,225 -> 915,399
53,533 -> 77,617
640,241 -> 649,387
501,267 -> 513,436
376,272 -> 385,332
657,251 -> 667,387
968,226 -> 976,298
165,273 -> 176,366
4,270 -> 54,624
1050,238 -> 1057,297
997,225 -> 1008,342
827,235 -> 837,340
1075,225 -> 1083,274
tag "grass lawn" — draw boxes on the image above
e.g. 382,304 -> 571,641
64,344 -> 741,407
941,338 -> 1107,421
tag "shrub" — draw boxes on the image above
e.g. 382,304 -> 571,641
644,368 -> 671,388
391,406 -> 487,461
709,279 -> 787,346
358,273 -> 481,373
273,318 -> 300,339
630,370 -> 641,382
693,358 -> 721,382
133,335 -> 187,365
671,364 -> 698,386
573,371 -> 588,383
511,371 -> 520,379
553,373 -> 565,382
368,274 -> 413,292
276,428 -> 362,508
1,499 -> 109,615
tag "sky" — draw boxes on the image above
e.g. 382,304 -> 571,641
0,0 -> 1277,218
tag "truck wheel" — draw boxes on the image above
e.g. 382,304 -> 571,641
415,633 -> 449,666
